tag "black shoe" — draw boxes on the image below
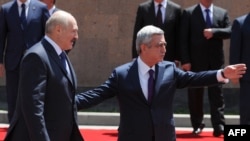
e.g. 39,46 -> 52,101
192,123 -> 205,135
213,124 -> 224,137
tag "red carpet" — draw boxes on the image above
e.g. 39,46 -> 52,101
0,127 -> 223,141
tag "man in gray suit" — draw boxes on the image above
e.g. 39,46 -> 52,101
4,10 -> 82,141
76,25 -> 245,141
179,0 -> 231,136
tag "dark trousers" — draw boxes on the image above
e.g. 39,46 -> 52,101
188,85 -> 225,129
6,69 -> 19,123
239,80 -> 250,124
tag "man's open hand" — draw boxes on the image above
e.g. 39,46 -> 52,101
223,64 -> 247,79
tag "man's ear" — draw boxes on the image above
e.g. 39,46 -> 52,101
141,44 -> 147,52
55,25 -> 61,34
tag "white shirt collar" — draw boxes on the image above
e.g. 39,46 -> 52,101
17,0 -> 30,7
200,3 -> 213,13
49,5 -> 56,16
137,56 -> 155,76
44,35 -> 63,55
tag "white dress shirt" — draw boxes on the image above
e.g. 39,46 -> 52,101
17,0 -> 30,17
137,57 -> 155,100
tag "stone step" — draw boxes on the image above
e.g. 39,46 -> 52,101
0,110 -> 239,127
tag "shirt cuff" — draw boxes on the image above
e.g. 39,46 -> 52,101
217,69 -> 229,83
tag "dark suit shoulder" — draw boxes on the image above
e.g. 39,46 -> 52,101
1,1 -> 15,9
31,0 -> 48,7
24,41 -> 45,56
168,0 -> 181,9
139,0 -> 152,7
213,5 -> 227,12
158,61 -> 176,67
236,14 -> 249,22
114,59 -> 135,72
184,4 -> 198,11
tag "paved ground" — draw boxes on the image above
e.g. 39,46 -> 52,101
0,110 -> 239,127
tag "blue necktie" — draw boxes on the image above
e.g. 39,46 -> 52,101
205,9 -> 212,28
60,52 -> 67,71
148,69 -> 155,103
20,3 -> 27,29
156,4 -> 163,26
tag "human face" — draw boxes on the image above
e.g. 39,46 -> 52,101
141,34 -> 166,67
58,18 -> 78,51
200,0 -> 213,8
20,0 -> 27,3
40,0 -> 54,9
154,0 -> 164,3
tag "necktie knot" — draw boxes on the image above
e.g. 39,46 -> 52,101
148,69 -> 154,77
205,8 -> 210,13
21,3 -> 26,9
158,4 -> 162,8
20,3 -> 27,29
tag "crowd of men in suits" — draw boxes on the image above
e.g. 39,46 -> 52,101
132,0 -> 250,138
0,0 -> 249,141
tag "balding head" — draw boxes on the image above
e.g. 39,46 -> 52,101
45,10 -> 78,51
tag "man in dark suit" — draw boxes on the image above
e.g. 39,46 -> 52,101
4,10 -> 82,141
0,0 -> 50,122
75,25 -> 245,141
230,13 -> 250,125
132,0 -> 181,64
179,0 -> 231,137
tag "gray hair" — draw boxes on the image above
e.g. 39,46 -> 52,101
135,25 -> 164,55
45,10 -> 73,34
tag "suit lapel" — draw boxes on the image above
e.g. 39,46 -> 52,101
212,6 -> 221,27
10,2 -> 23,30
65,55 -> 77,90
165,1 -> 174,25
41,39 -> 75,87
148,1 -> 157,25
26,0 -> 37,29
154,64 -> 163,97
129,60 -> 148,103
195,5 -> 207,28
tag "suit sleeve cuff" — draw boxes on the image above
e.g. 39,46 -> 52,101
217,69 -> 229,83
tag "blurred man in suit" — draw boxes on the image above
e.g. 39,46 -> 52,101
179,0 -> 231,137
132,0 -> 181,65
75,25 -> 245,141
230,13 -> 250,125
0,0 -> 49,122
4,10 -> 82,141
